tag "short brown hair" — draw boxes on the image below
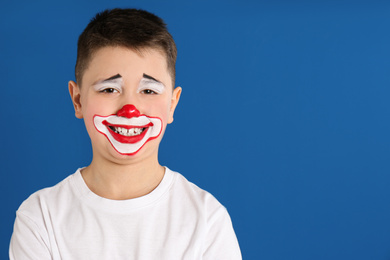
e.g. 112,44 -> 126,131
75,8 -> 177,86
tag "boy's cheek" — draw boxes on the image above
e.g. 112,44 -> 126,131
82,107 -> 105,134
83,99 -> 111,116
83,117 -> 98,137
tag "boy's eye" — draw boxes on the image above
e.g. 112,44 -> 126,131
100,88 -> 118,93
141,89 -> 157,95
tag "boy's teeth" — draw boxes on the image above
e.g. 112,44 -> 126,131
114,127 -> 144,136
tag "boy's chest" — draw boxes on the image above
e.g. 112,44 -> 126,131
48,202 -> 206,259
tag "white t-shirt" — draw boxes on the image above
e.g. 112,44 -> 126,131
10,167 -> 241,259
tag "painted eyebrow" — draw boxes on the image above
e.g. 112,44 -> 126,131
93,74 -> 123,85
143,73 -> 162,83
103,74 -> 122,82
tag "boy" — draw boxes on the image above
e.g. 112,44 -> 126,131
10,8 -> 241,259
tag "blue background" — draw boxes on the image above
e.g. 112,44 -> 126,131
1,0 -> 390,259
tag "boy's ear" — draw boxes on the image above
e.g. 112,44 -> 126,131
68,80 -> 83,119
168,86 -> 182,124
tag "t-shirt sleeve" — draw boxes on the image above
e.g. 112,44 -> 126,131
202,206 -> 242,260
9,211 -> 52,260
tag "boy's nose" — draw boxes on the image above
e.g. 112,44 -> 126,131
116,104 -> 141,118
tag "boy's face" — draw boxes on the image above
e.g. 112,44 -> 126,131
69,46 -> 181,163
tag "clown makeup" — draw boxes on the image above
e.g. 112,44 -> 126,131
93,74 -> 124,93
93,104 -> 162,155
137,74 -> 166,94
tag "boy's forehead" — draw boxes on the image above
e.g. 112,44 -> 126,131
82,46 -> 173,87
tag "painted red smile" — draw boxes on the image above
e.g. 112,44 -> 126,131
103,120 -> 154,144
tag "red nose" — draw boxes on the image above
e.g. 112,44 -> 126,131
116,104 -> 141,118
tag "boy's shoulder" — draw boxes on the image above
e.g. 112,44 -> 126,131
171,168 -> 218,200
168,168 -> 227,215
16,170 -> 79,217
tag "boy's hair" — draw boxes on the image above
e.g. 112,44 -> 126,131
75,8 -> 177,86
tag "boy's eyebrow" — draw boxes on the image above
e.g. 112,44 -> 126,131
103,74 -> 122,82
94,74 -> 123,85
143,73 -> 162,83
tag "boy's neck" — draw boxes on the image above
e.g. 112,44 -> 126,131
80,156 -> 165,200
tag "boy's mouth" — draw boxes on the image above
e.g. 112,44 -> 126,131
102,121 -> 153,144
94,114 -> 162,155
109,125 -> 146,136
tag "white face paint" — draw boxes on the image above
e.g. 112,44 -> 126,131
93,76 -> 124,93
94,113 -> 162,155
137,76 -> 166,94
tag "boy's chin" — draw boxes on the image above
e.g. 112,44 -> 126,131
102,140 -> 160,163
